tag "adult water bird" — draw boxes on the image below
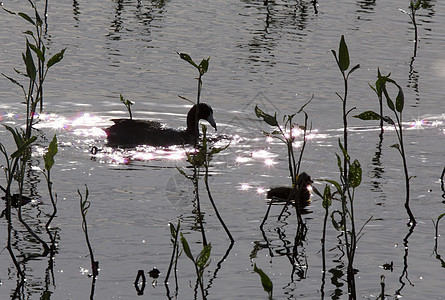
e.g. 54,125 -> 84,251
105,103 -> 217,147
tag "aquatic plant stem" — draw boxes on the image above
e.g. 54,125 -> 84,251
44,171 -> 57,230
165,221 -> 181,284
409,0 -> 419,57
193,73 -> 203,147
79,186 -> 99,277
204,168 -> 234,243
332,35 -> 361,299
194,167 -> 208,246
382,76 -> 416,224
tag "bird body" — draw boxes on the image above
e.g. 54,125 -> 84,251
105,103 -> 216,147
266,172 -> 313,207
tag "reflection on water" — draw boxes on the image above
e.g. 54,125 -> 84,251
1,0 -> 445,299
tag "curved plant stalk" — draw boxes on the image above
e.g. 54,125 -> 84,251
318,185 -> 332,299
201,125 -> 234,243
79,185 -> 99,277
312,184 -> 332,274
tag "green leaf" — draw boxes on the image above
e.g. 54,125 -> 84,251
18,12 -> 35,25
411,0 -> 421,10
347,63 -> 360,77
395,85 -> 404,113
190,144 -> 207,167
331,49 -> 338,64
320,179 -> 342,195
338,35 -> 350,72
322,184 -> 332,209
2,73 -> 24,90
2,7 -> 17,15
196,243 -> 212,269
348,159 -> 362,188
11,136 -> 37,159
43,135 -> 58,171
169,222 -> 176,239
23,42 -> 37,81
23,30 -> 34,37
180,233 -> 194,261
199,57 -> 210,75
4,125 -> 24,148
353,111 -> 381,121
40,290 -> 52,300
335,153 -> 343,174
28,43 -> 45,63
382,116 -> 395,125
254,264 -> 273,298
178,52 -> 199,69
47,48 -> 66,68
383,90 -> 395,111
34,6 -> 42,26
338,139 -> 349,163
437,213 -> 445,223
254,105 -> 278,127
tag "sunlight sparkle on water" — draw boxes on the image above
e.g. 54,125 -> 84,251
251,149 -> 273,159
236,156 -> 250,164
291,127 -> 303,137
264,158 -> 275,166
410,119 -> 425,129
72,113 -> 102,127
34,113 -> 69,130
256,187 -> 266,194
306,129 -> 318,140
73,127 -> 107,137
132,152 -> 155,160
240,183 -> 251,191
168,151 -> 186,160
6,111 -> 16,119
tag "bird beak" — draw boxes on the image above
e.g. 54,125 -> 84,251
207,113 -> 217,131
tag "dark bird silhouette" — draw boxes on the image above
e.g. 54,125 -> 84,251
267,172 -> 313,208
105,103 -> 216,147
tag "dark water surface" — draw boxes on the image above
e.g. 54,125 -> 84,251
0,0 -> 444,299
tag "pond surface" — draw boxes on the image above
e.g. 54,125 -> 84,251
1,0 -> 445,299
